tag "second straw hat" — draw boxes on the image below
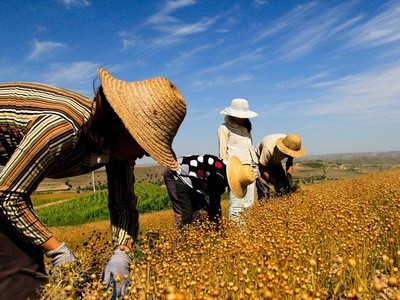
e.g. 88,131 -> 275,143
226,156 -> 256,198
98,67 -> 187,171
276,133 -> 306,158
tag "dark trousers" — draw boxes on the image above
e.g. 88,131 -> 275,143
164,168 -> 218,230
0,218 -> 48,300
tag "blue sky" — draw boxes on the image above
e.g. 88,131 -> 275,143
1,0 -> 399,164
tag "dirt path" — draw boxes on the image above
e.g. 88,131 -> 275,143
35,197 -> 79,209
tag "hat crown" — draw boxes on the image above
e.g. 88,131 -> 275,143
231,98 -> 250,112
220,98 -> 257,118
237,165 -> 256,186
98,67 -> 186,170
283,133 -> 302,151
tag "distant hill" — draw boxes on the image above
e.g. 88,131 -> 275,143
300,151 -> 400,165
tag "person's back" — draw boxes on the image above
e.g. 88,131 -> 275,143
255,133 -> 287,167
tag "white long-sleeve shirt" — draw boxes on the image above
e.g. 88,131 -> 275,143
218,117 -> 258,165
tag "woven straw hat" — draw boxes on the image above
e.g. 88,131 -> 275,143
220,98 -> 257,119
98,67 -> 186,171
276,133 -> 306,158
226,156 -> 256,198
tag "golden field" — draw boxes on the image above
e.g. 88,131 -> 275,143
41,169 -> 400,300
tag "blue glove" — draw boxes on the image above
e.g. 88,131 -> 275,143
44,242 -> 76,267
103,248 -> 132,299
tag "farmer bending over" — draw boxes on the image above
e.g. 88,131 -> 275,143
0,67 -> 186,300
255,133 -> 306,199
163,155 -> 256,230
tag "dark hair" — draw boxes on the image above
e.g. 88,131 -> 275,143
83,86 -> 125,152
242,118 -> 252,133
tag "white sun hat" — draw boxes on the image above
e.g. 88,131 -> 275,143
220,98 -> 257,119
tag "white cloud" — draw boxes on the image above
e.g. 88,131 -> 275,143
159,17 -> 217,37
28,39 -> 65,61
146,0 -> 196,25
146,0 -> 217,42
254,0 -> 268,7
255,1 -> 319,41
118,31 -> 139,50
120,0 -> 216,50
304,62 -> 400,121
163,41 -> 223,75
193,74 -> 254,89
344,0 -> 400,49
197,47 -> 265,75
58,0 -> 91,8
276,71 -> 331,89
43,61 -> 99,93
254,1 -> 365,60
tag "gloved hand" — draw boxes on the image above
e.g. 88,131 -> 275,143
103,248 -> 132,299
44,242 -> 76,267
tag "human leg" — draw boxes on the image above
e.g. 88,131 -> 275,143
163,168 -> 182,229
173,181 -> 194,229
243,181 -> 256,208
228,190 -> 244,221
190,191 -> 210,224
0,218 -> 48,300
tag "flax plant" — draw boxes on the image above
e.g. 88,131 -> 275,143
41,169 -> 400,300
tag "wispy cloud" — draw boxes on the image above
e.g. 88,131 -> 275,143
197,47 -> 265,75
118,31 -> 139,50
43,61 -> 99,93
28,39 -> 65,61
344,0 -> 400,49
304,62 -> 400,121
163,41 -> 223,75
276,71 -> 332,89
255,1 -> 364,60
193,74 -> 254,89
146,0 -> 196,25
148,16 -> 218,48
120,0 -> 217,50
254,0 -> 268,7
255,1 -> 319,41
57,0 -> 91,8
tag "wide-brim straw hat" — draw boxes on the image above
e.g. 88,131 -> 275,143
98,67 -> 186,171
220,98 -> 257,119
226,156 -> 256,198
276,133 -> 306,158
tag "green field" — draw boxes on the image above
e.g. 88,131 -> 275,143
35,183 -> 172,226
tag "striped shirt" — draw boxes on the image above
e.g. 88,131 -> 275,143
0,82 -> 137,247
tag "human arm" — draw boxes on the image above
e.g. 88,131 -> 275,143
256,139 -> 276,184
103,158 -> 137,298
0,116 -> 77,264
286,157 -> 294,183
217,125 -> 229,161
258,164 -> 276,186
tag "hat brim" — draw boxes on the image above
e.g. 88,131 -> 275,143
276,138 -> 306,158
227,156 -> 254,198
220,107 -> 258,119
98,67 -> 186,170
